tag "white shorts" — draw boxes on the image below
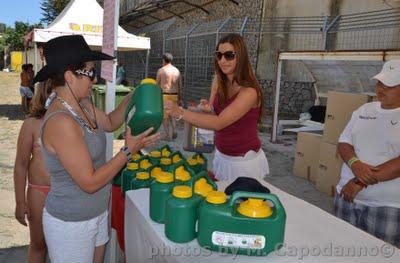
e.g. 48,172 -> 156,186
19,86 -> 34,98
212,148 -> 269,181
43,208 -> 109,263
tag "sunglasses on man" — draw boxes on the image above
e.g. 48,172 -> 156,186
215,51 -> 236,61
75,68 -> 97,81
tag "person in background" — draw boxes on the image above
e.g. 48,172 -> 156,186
166,33 -> 269,181
33,35 -> 159,262
335,60 -> 400,247
20,64 -> 34,114
27,63 -> 35,94
116,62 -> 126,85
14,80 -> 51,262
156,52 -> 182,140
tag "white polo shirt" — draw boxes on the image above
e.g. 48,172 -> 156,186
336,101 -> 400,208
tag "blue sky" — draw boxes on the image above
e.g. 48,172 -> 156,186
0,0 -> 42,27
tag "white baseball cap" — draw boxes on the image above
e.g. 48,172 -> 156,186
372,60 -> 400,87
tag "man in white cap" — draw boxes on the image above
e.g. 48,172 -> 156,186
334,60 -> 400,247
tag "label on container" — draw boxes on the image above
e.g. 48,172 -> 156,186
211,231 -> 265,249
126,106 -> 136,123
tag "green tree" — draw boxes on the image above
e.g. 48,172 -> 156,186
40,0 -> 70,25
3,22 -> 43,51
0,23 -> 6,34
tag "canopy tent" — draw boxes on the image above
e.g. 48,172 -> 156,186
33,0 -> 150,51
30,0 -> 151,75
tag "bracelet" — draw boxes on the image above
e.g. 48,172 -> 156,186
175,107 -> 184,121
347,157 -> 360,168
120,146 -> 132,162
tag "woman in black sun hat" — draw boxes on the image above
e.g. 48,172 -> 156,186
35,35 -> 159,262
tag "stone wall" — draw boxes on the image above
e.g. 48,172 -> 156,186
260,79 -> 315,117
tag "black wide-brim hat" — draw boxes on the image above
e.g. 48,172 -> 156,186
224,177 -> 270,195
33,35 -> 114,83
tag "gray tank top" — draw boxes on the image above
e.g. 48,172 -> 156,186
40,110 -> 110,221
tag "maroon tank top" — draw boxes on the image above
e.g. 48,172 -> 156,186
213,92 -> 261,156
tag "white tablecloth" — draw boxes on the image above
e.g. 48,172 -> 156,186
124,181 -> 400,263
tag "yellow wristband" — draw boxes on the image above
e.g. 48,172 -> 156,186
347,157 -> 359,168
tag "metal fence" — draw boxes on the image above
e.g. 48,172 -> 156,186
120,8 -> 400,114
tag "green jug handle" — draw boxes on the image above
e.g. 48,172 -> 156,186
124,90 -> 136,122
188,171 -> 218,191
228,191 -> 285,218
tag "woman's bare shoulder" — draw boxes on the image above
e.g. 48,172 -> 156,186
21,117 -> 37,129
238,86 -> 257,96
43,111 -> 81,135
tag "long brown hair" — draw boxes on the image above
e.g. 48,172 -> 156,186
29,80 -> 52,119
214,33 -> 263,121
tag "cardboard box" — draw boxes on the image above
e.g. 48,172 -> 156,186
316,141 -> 344,196
323,91 -> 373,144
293,132 -> 322,183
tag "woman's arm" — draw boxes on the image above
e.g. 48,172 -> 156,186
208,77 -> 218,107
83,92 -> 132,133
13,119 -> 34,226
169,87 -> 258,131
43,114 -> 158,194
198,79 -> 217,113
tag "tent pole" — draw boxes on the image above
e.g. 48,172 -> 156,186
145,49 -> 150,77
271,58 -> 282,142
34,43 -> 38,77
104,0 -> 120,262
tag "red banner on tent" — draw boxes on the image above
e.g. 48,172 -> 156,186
101,0 -> 116,82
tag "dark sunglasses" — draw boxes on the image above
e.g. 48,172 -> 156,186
215,51 -> 236,61
75,68 -> 96,81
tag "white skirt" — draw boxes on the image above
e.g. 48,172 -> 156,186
212,148 -> 269,181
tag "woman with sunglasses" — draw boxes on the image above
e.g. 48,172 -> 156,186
33,35 -> 159,263
166,33 -> 269,181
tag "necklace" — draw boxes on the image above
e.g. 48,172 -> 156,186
55,95 -> 97,133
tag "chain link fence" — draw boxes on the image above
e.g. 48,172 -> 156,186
120,8 -> 400,116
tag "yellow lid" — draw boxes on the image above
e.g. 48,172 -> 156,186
132,153 -> 141,161
175,166 -> 185,173
150,151 -> 161,158
187,158 -> 198,166
237,198 -> 273,218
196,155 -> 205,164
172,185 -> 192,199
151,167 -> 162,178
160,158 -> 172,165
127,163 -> 139,170
136,172 -> 150,180
156,172 -> 174,183
175,170 -> 191,182
161,148 -> 171,157
140,78 -> 157,85
206,191 -> 227,204
172,154 -> 182,163
194,181 -> 213,197
140,159 -> 151,169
